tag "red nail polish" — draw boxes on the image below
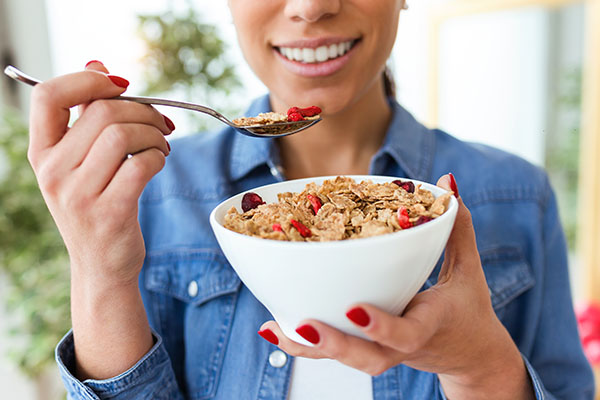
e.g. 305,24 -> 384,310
107,75 -> 129,89
258,329 -> 279,345
296,324 -> 320,344
346,307 -> 370,327
85,60 -> 104,68
449,173 -> 459,198
166,141 -> 171,152
163,115 -> 176,131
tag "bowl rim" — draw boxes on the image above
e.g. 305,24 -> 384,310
209,175 -> 458,248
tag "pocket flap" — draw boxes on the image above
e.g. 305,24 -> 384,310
144,249 -> 241,306
480,247 -> 535,310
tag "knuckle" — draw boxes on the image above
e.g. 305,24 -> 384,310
365,359 -> 392,376
30,83 -> 53,105
102,125 -> 129,152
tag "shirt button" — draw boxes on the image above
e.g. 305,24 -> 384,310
269,350 -> 287,368
187,280 -> 199,298
270,166 -> 280,177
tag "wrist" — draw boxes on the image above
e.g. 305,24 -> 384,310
438,326 -> 535,400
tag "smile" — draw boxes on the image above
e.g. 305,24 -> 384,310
275,39 -> 359,64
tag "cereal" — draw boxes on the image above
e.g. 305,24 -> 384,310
223,176 -> 452,242
233,106 -> 321,126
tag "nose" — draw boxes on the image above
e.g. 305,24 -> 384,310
284,0 -> 341,23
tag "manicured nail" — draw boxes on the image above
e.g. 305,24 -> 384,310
166,140 -> 171,152
296,324 -> 320,344
449,173 -> 459,198
258,329 -> 279,345
85,60 -> 104,68
163,115 -> 176,131
346,307 -> 370,327
107,75 -> 129,88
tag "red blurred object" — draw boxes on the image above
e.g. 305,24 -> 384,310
575,302 -> 600,365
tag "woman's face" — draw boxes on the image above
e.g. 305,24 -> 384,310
229,0 -> 403,114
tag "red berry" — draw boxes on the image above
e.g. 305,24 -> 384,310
288,112 -> 304,122
397,207 -> 412,229
307,194 -> 322,215
287,106 -> 301,116
272,223 -> 283,232
392,179 -> 415,194
290,219 -> 312,238
241,192 -> 265,212
299,106 -> 321,117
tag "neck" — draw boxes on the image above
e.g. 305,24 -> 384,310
274,81 -> 392,180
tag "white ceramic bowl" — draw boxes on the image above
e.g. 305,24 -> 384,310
209,175 -> 458,345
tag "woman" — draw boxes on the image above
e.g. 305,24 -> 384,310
28,1 -> 593,399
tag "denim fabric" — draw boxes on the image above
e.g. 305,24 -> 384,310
56,95 -> 595,399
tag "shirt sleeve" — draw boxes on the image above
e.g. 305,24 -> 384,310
55,329 -> 184,400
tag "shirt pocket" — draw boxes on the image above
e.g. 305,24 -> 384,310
480,246 -> 535,319
144,249 -> 241,400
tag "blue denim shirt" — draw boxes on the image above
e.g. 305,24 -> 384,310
56,95 -> 595,399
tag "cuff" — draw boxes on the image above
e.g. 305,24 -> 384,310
55,329 -> 181,399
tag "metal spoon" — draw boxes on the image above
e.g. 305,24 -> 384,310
3,65 -> 321,138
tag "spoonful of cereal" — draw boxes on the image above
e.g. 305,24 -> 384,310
4,65 -> 322,138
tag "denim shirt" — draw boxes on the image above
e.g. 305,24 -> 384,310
56,95 -> 595,399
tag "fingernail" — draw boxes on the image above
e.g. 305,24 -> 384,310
258,329 -> 279,345
163,115 -> 176,131
85,60 -> 104,68
449,173 -> 459,198
346,307 -> 370,327
296,324 -> 320,344
166,140 -> 171,152
107,75 -> 129,89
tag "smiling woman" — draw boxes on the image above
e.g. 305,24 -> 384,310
5,0 -> 596,399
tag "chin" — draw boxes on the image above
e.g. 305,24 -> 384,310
273,83 -> 358,116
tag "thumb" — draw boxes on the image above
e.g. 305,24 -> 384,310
436,174 -> 480,281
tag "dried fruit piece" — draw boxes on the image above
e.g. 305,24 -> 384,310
272,223 -> 283,232
291,219 -> 312,238
307,194 -> 322,215
241,192 -> 265,212
397,207 -> 412,229
287,112 -> 304,122
298,106 -> 321,117
392,179 -> 415,194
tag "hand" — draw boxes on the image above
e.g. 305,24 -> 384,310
28,61 -> 172,287
258,174 -> 535,399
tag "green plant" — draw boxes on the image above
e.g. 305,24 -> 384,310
137,4 -> 241,130
0,110 -> 70,378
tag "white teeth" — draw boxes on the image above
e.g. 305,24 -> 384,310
315,46 -> 329,62
302,48 -> 316,63
328,44 -> 338,58
279,40 -> 354,63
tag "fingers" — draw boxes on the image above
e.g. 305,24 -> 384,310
436,174 -> 480,279
258,319 -> 401,376
58,98 -> 173,170
78,60 -> 111,115
29,69 -> 129,156
75,123 -> 169,194
101,147 -> 166,206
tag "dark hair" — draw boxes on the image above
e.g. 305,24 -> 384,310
383,65 -> 396,99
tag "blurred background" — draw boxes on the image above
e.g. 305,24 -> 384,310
0,0 -> 599,398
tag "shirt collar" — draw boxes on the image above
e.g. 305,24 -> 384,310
229,95 -> 434,182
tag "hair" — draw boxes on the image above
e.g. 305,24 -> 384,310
383,65 -> 396,99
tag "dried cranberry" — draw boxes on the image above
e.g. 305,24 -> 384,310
397,207 -> 412,229
241,192 -> 265,212
392,179 -> 415,194
307,194 -> 322,215
272,223 -> 283,232
414,216 -> 433,226
288,112 -> 304,122
290,219 -> 312,238
287,107 -> 301,116
298,106 -> 321,117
